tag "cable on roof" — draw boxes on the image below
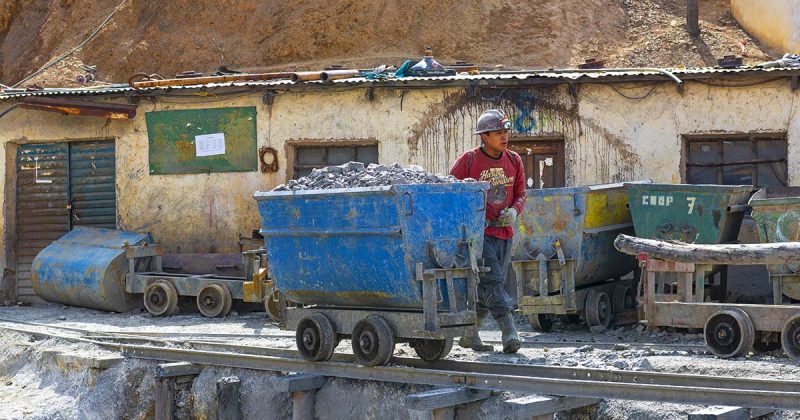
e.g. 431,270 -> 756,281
11,0 -> 130,88
610,84 -> 658,100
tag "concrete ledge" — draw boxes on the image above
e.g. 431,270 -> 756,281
56,352 -> 124,370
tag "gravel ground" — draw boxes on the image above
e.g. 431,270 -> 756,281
0,303 -> 799,419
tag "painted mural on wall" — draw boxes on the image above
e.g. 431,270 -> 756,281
407,87 -> 640,185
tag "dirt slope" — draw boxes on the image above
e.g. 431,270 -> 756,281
0,0 -> 775,88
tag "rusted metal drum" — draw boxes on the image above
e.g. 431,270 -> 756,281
31,227 -> 151,312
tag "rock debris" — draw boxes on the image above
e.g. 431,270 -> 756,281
272,161 -> 475,191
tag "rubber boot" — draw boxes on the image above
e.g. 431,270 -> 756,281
497,315 -> 521,354
458,313 -> 494,352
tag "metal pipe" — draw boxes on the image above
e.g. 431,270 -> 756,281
291,72 -> 323,82
320,70 -> 361,81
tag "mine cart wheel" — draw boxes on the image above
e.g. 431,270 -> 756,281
196,282 -> 233,317
295,313 -> 336,362
585,290 -> 612,329
352,315 -> 395,366
781,314 -> 800,359
704,308 -> 755,359
412,338 -> 453,362
612,285 -> 636,313
264,285 -> 287,323
143,280 -> 179,316
528,314 -> 554,332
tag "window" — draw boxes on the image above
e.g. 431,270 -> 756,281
685,135 -> 787,187
508,137 -> 565,189
293,145 -> 379,179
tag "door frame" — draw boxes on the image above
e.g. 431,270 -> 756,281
508,135 -> 566,189
3,138 -> 117,302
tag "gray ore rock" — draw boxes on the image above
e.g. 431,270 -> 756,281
272,162 -> 475,191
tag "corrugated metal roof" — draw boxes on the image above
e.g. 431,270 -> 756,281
1,66 -> 797,100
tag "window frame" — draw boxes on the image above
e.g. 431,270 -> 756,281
682,133 -> 788,187
289,141 -> 379,180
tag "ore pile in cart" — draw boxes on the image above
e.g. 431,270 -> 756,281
254,182 -> 488,366
511,181 -> 649,332
31,227 -> 274,317
615,184 -> 800,359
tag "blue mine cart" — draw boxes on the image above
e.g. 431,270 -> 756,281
512,182 -> 647,332
254,182 -> 488,366
32,227 -> 271,317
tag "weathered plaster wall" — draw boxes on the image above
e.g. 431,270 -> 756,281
0,77 -> 798,298
731,0 -> 800,53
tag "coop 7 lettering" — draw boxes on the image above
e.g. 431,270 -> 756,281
641,195 -> 698,214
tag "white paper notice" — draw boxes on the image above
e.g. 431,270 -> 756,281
195,133 -> 226,157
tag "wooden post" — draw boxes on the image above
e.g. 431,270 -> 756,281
686,0 -> 700,36
217,376 -> 242,420
154,377 -> 175,420
275,374 -> 326,420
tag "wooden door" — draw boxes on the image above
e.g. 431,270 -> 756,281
508,139 -> 565,189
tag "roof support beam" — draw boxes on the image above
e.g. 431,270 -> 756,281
18,97 -> 137,119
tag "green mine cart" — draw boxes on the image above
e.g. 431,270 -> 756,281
512,182 -> 648,332
626,183 -> 752,301
749,187 -> 800,304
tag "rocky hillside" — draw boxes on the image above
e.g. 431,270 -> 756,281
0,0 -> 775,88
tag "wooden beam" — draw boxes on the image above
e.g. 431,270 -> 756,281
217,376 -> 242,420
688,406 -> 773,420
156,361 -> 203,378
686,0 -> 700,36
18,97 -> 137,119
405,387 -> 491,411
615,234 -> 800,265
503,394 -> 601,418
274,374 -> 326,393
275,374 -> 326,420
154,377 -> 175,420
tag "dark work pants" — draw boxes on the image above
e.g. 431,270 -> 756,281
478,235 -> 514,320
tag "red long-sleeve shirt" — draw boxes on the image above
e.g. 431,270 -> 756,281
449,147 -> 526,240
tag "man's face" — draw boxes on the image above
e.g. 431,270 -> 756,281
482,129 -> 510,156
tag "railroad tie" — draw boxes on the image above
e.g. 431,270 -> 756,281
503,394 -> 601,419
404,387 -> 491,420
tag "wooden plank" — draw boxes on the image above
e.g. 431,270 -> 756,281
156,362 -> 203,378
504,394 -> 601,418
404,388 -> 491,411
650,301 -> 800,331
216,376 -> 242,420
274,374 -> 325,393
688,406 -> 773,420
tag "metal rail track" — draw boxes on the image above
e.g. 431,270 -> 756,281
1,322 -> 798,410
0,317 -> 705,350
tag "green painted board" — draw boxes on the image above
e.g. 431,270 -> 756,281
625,183 -> 751,244
146,107 -> 257,174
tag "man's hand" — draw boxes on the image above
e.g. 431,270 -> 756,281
498,207 -> 518,226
